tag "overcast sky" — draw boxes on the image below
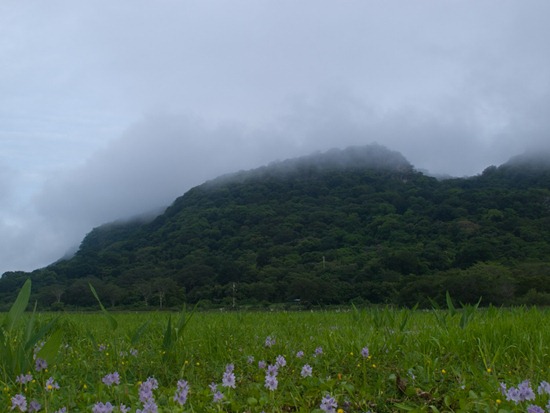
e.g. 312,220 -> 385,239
1,0 -> 550,275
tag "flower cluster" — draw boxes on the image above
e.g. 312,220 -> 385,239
320,394 -> 338,413
264,336 -> 276,348
264,363 -> 279,391
11,382 -> 65,412
209,382 -> 224,403
10,394 -> 42,413
9,340 -> 376,412
34,358 -> 47,372
500,379 -> 550,412
300,364 -> 313,378
173,379 -> 189,406
137,377 -> 159,413
45,377 -> 60,391
102,372 -> 120,387
275,355 -> 287,368
16,374 -> 33,385
222,363 -> 236,388
92,401 -> 114,413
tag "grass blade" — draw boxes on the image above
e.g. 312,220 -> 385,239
5,279 -> 31,332
89,283 -> 118,331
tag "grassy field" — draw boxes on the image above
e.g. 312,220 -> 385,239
1,285 -> 549,412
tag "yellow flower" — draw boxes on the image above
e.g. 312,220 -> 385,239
337,409 -> 344,413
349,352 -> 353,356
496,399 -> 501,405
441,369 -> 446,374
486,368 -> 492,373
372,364 -> 377,369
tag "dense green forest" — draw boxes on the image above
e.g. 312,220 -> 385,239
2,145 -> 550,309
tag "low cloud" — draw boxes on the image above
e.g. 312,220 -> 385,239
2,92 -> 550,275
2,0 -> 550,275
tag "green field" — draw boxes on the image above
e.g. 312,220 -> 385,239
1,285 -> 549,412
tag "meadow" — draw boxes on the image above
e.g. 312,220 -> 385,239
1,283 -> 549,412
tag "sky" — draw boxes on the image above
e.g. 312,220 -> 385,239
1,0 -> 550,275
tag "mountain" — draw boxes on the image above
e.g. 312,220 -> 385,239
2,145 -> 550,309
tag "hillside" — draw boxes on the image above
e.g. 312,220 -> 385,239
1,144 -> 550,309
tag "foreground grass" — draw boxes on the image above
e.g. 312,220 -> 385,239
1,306 -> 549,412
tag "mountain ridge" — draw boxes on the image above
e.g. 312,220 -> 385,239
1,144 -> 550,309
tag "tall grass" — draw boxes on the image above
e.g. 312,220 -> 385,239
1,296 -> 549,411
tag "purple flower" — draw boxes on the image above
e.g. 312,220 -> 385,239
276,355 -> 287,368
538,381 -> 550,395
247,355 -> 255,364
28,400 -> 41,413
35,358 -> 47,372
301,364 -> 313,378
209,382 -> 217,393
265,336 -> 276,348
130,348 -> 139,357
139,377 -> 158,403
258,360 -> 267,369
119,405 -> 130,413
527,405 -> 544,413
266,364 -> 278,376
320,394 -> 337,413
499,382 -> 507,396
213,391 -> 224,402
506,387 -> 521,404
16,374 -> 33,384
361,346 -> 369,358
314,347 -> 323,356
519,380 -> 536,401
136,398 -> 158,413
173,379 -> 189,406
264,373 -> 278,391
296,350 -> 304,358
45,377 -> 59,391
54,409 -> 67,413
102,372 -> 120,386
225,363 -> 234,373
222,371 -> 236,388
92,402 -> 114,413
11,394 -> 27,412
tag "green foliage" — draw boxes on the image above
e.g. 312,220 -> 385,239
1,308 -> 549,411
0,280 -> 60,381
89,283 -> 118,331
2,146 -> 550,309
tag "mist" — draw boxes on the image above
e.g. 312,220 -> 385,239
2,0 -> 550,275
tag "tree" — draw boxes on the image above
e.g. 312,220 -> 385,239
152,277 -> 181,308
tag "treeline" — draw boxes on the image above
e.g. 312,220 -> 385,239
1,146 -> 550,310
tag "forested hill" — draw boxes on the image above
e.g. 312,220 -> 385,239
2,145 -> 550,309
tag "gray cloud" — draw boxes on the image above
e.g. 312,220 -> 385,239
1,0 -> 550,274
